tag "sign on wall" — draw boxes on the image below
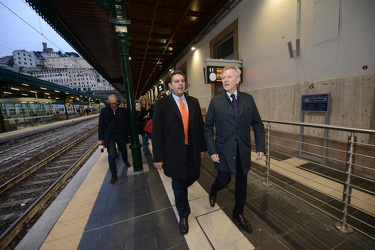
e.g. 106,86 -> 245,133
203,58 -> 243,84
301,94 -> 330,112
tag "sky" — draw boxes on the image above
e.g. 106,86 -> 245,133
0,0 -> 77,57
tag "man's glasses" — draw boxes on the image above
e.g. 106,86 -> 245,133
109,102 -> 118,105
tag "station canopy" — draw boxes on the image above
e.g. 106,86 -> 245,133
24,0 -> 240,98
0,68 -> 105,104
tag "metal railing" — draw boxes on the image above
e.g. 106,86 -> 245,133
252,120 -> 375,240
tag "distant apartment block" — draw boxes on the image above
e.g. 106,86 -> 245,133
12,50 -> 36,68
7,43 -> 114,92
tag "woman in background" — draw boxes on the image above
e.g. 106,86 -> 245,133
136,96 -> 152,154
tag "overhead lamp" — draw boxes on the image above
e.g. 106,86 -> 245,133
55,90 -> 60,93
30,90 -> 37,93
191,46 -> 196,51
44,93 -> 50,95
22,94 -> 28,96
65,92 -> 69,94
40,87 -> 47,90
21,83 -> 29,86
4,91 -> 12,94
11,87 -> 20,90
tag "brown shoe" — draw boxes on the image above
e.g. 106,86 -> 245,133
110,174 -> 118,184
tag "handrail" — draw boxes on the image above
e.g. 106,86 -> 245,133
255,119 -> 375,240
263,119 -> 375,134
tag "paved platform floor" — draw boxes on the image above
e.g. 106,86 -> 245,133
16,144 -> 375,250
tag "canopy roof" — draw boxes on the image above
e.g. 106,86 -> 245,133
25,0 -> 239,97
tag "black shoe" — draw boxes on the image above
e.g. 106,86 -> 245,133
232,213 -> 252,233
209,193 -> 216,207
179,217 -> 189,235
124,161 -> 131,168
110,174 -> 118,184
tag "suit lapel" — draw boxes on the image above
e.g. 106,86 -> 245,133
167,95 -> 182,120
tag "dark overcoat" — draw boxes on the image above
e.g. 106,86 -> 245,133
98,106 -> 130,147
204,91 -> 265,175
152,95 -> 207,179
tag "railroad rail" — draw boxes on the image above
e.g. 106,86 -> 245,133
0,120 -> 99,249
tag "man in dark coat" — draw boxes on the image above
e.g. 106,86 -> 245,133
98,95 -> 131,184
204,65 -> 265,233
152,70 -> 207,235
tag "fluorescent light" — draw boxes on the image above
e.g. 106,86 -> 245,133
40,87 -> 47,90
11,87 -> 20,90
4,92 -> 12,94
22,94 -> 28,96
44,93 -> 50,95
55,90 -> 60,93
30,90 -> 37,93
21,83 -> 29,86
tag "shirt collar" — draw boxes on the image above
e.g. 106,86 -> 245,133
226,90 -> 238,99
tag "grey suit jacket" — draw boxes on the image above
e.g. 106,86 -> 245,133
204,91 -> 265,175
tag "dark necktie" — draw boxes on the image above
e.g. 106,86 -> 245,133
230,94 -> 238,122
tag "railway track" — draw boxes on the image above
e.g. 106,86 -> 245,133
0,120 -> 99,249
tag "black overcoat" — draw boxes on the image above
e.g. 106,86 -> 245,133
98,106 -> 130,147
152,95 -> 207,179
204,91 -> 265,175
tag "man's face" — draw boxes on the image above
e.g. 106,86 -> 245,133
108,96 -> 118,108
222,68 -> 239,94
168,74 -> 185,97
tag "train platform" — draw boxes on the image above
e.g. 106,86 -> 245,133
15,142 -> 375,249
0,115 -> 98,144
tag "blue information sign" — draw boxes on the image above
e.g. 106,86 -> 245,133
301,94 -> 330,112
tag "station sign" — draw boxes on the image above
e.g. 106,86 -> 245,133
204,66 -> 243,84
301,94 -> 330,112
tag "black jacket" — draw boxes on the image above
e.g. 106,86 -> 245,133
152,95 -> 207,179
98,106 -> 130,146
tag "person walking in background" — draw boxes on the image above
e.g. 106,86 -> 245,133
136,96 -> 152,154
98,95 -> 131,184
152,70 -> 207,235
204,65 -> 265,233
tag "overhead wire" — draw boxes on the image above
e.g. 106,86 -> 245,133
0,0 -> 68,55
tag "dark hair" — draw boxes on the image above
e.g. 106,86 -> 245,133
167,70 -> 185,84
158,92 -> 168,99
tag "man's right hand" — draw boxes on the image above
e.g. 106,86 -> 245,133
210,154 -> 220,163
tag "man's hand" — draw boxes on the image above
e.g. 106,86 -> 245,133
200,151 -> 207,159
210,154 -> 220,163
256,152 -> 264,160
154,162 -> 163,170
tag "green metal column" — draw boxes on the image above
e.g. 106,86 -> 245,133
98,0 -> 143,171
117,36 -> 143,171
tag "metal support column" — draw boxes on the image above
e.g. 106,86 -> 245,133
101,0 -> 143,171
335,132 -> 355,233
263,123 -> 272,187
117,38 -> 143,171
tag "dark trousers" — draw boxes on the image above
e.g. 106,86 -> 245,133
107,134 -> 128,174
210,145 -> 247,215
172,145 -> 198,219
